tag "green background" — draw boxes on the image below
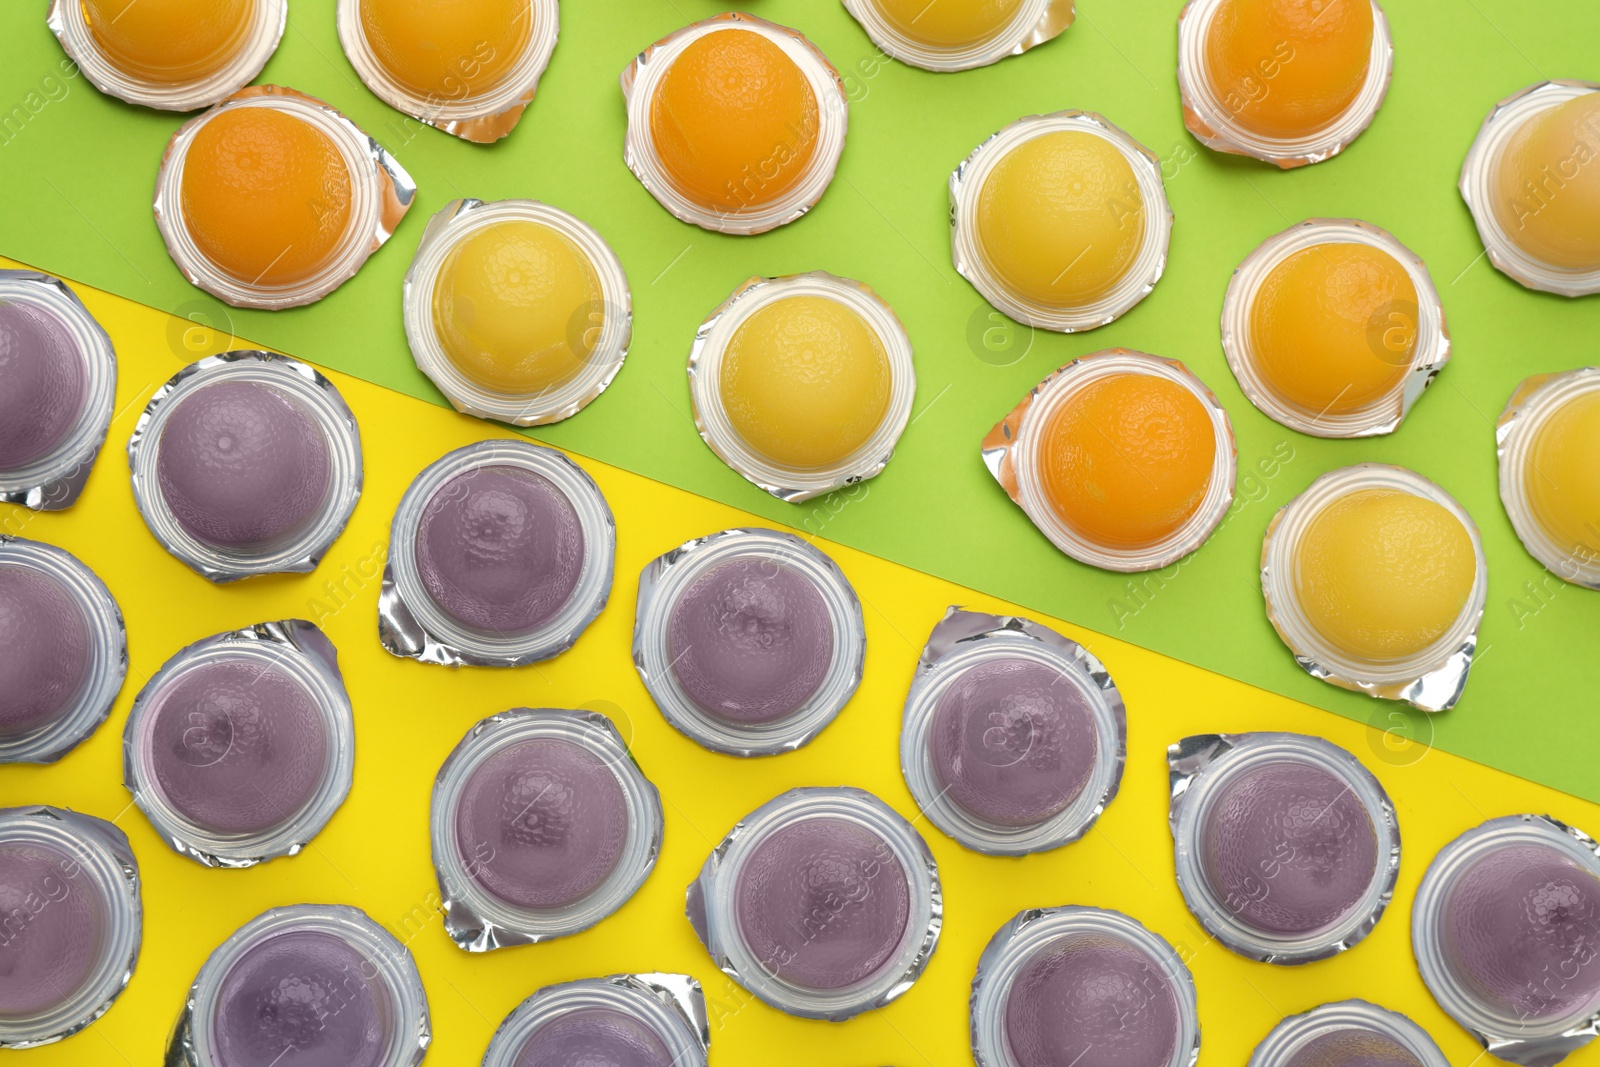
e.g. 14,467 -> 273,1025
1,0 -> 1596,798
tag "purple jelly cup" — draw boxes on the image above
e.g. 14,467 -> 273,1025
123,619 -> 354,868
970,905 -> 1200,1067
0,270 -> 116,512
431,708 -> 663,951
900,607 -> 1126,855
380,440 -> 616,668
1248,999 -> 1448,1067
0,537 -> 126,765
1412,814 -> 1600,1066
165,904 -> 429,1067
633,527 -> 865,756
128,351 -> 362,583
0,806 -> 142,1049
1169,732 -> 1400,965
482,973 -> 709,1067
686,786 -> 941,1021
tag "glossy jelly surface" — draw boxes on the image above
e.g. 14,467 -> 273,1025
1039,372 -> 1216,548
0,302 -> 85,471
719,295 -> 891,469
927,658 -> 1098,828
976,131 -> 1146,308
1198,760 -> 1379,935
1204,0 -> 1374,139
144,659 -> 329,835
0,841 -> 103,1018
1283,1028 -> 1423,1067
1492,93 -> 1600,271
359,0 -> 532,97
413,465 -> 585,635
1294,489 -> 1475,661
1250,243 -> 1416,416
667,558 -> 833,725
432,220 -> 602,396
1526,390 -> 1600,560
180,106 -> 353,287
1003,933 -> 1181,1067
83,0 -> 256,84
871,0 -> 1024,46
0,566 -> 89,739
156,380 -> 332,549
649,28 -> 820,212
734,816 -> 911,990
453,737 -> 628,910
511,1008 -> 674,1067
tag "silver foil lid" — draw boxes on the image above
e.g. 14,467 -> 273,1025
1167,732 -> 1400,965
1220,218 -> 1451,438
1412,814 -> 1600,1066
687,270 -> 916,503
899,607 -> 1126,855
970,905 -> 1200,1067
950,111 -> 1173,332
1260,462 -> 1488,711
379,439 -> 616,667
1176,0 -> 1394,168
127,350 -> 364,583
431,708 -> 663,951
165,903 -> 430,1067
482,973 -> 709,1067
402,197 -> 633,427
981,348 -> 1238,573
154,84 -> 416,310
633,527 -> 866,756
1459,81 -> 1600,297
841,0 -> 1074,72
0,270 -> 117,512
48,0 -> 285,112
0,536 -> 126,764
621,12 -> 849,235
1496,367 -> 1600,588
0,805 -> 141,1049
1247,999 -> 1449,1067
685,785 -> 942,1022
122,618 -> 354,868
336,0 -> 559,143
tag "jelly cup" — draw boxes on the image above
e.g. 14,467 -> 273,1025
1222,219 -> 1450,438
122,619 -> 354,868
403,198 -> 632,427
482,973 -> 708,1067
900,607 -> 1125,856
1261,463 -> 1488,711
634,528 -> 865,756
1168,732 -> 1400,964
1498,367 -> 1600,587
155,85 -> 415,310
840,0 -> 1075,72
1248,999 -> 1448,1067
689,271 -> 916,502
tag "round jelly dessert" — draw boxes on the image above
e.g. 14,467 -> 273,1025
1040,372 -> 1218,549
431,219 -> 602,397
976,130 -> 1146,310
0,839 -> 104,1020
1491,92 -> 1600,274
180,105 -> 353,288
1250,243 -> 1416,417
415,465 -> 585,635
156,380 -> 332,549
871,0 -> 1025,47
453,737 -> 629,910
649,28 -> 819,214
357,0 -> 531,98
928,658 -> 1099,829
0,301 -> 85,473
667,559 -> 834,725
511,1008 -> 673,1067
0,565 -> 90,741
1203,0 -> 1374,139
82,0 -> 257,85
1284,1029 -> 1421,1067
1249,1001 -> 1446,1067
734,816 -> 911,990
1295,489 -> 1475,662
1525,387 -> 1600,563
719,295 -> 890,470
484,975 -> 709,1067
1199,759 -> 1380,935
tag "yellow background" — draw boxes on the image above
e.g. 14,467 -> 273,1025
4,262 -> 1595,1066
